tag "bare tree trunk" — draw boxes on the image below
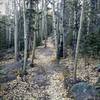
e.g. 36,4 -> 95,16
6,22 -> 9,48
31,31 -> 36,65
52,0 -> 59,62
31,4 -> 38,65
56,2 -> 60,62
8,25 -> 11,47
74,0 -> 85,81
40,13 -> 43,43
23,0 -> 27,72
41,0 -> 45,43
62,0 -> 66,58
14,0 -> 18,61
97,0 -> 100,9
87,0 -> 91,35
37,2 -> 39,42
44,0 -> 47,48
27,0 -> 33,57
72,0 -> 78,60
5,1 -> 9,48
52,0 -> 56,46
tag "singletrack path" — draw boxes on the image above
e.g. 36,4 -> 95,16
4,37 -> 67,100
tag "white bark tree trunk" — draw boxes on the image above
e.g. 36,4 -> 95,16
44,0 -> 47,48
52,0 -> 59,62
61,0 -> 65,58
74,0 -> 85,81
23,0 -> 27,71
97,0 -> 100,9
41,0 -> 45,43
52,0 -> 57,47
8,25 -> 11,47
87,0 -> 91,35
31,4 -> 38,65
56,2 -> 60,62
31,31 -> 36,65
14,0 -> 18,61
72,0 -> 78,59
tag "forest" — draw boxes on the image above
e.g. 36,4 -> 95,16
0,0 -> 100,100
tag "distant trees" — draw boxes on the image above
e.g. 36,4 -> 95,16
80,0 -> 100,59
0,0 -> 15,53
0,16 -> 7,50
59,0 -> 100,80
62,0 -> 100,56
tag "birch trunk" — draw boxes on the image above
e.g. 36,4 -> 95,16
23,0 -> 27,71
6,22 -> 9,48
41,0 -> 44,43
44,0 -> 47,48
97,0 -> 100,9
61,0 -> 65,58
56,2 -> 60,61
40,13 -> 43,43
8,25 -> 11,47
87,0 -> 91,35
52,0 -> 59,62
31,31 -> 36,65
72,0 -> 78,59
52,0 -> 57,47
14,0 -> 18,61
74,0 -> 85,81
31,4 -> 38,65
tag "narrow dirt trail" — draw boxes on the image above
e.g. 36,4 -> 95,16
34,37 -> 67,100
2,38 -> 99,100
3,38 -> 67,100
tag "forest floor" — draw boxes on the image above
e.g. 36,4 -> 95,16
0,37 -> 99,100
